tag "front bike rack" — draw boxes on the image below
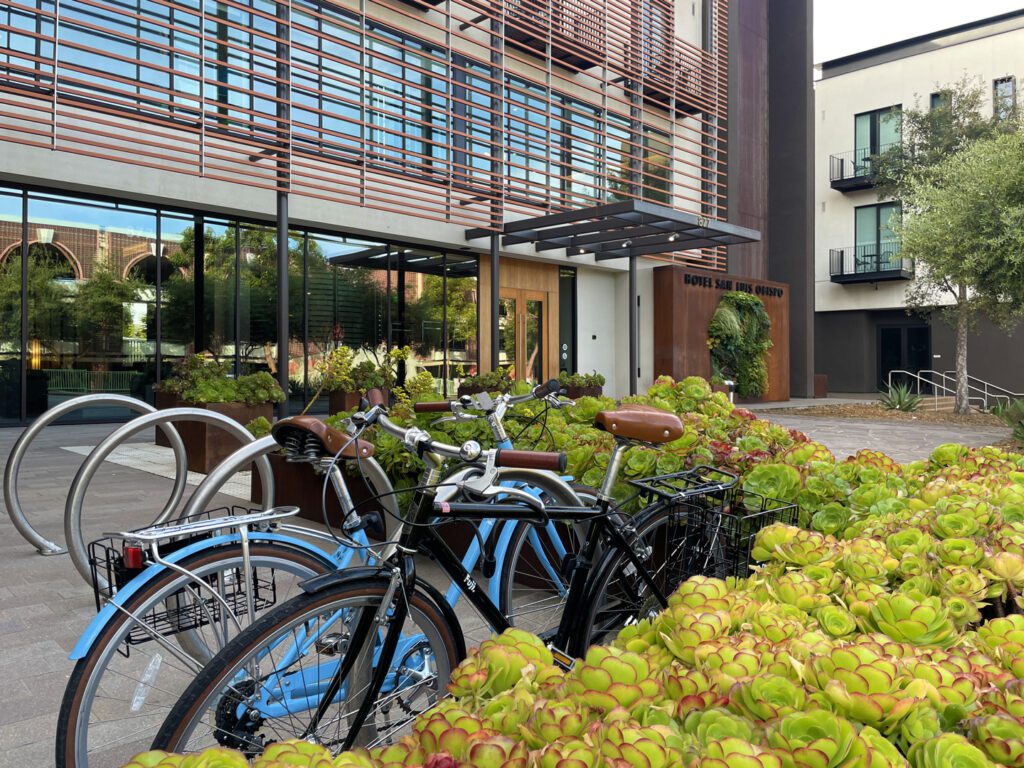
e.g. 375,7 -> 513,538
4,394 -> 188,556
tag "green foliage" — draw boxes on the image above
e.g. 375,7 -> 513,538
0,247 -> 73,348
993,399 -> 1024,444
880,382 -> 924,412
707,291 -> 772,398
557,370 -> 606,389
74,267 -> 141,356
459,365 -> 514,393
158,355 -> 284,405
245,416 -> 272,439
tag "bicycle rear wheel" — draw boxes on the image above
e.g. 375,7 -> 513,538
56,542 -> 334,768
577,503 -> 693,651
152,579 -> 461,756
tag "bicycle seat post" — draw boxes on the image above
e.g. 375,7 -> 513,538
598,440 -> 630,503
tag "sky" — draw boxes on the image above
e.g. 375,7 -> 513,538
814,0 -> 1024,64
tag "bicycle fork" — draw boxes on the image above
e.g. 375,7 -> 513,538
300,568 -> 407,750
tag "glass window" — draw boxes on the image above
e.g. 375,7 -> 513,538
994,77 -> 1016,121
237,223 -> 279,375
452,57 -> 495,190
158,212 -> 197,375
854,105 -> 901,174
0,189 -> 23,423
0,0 -> 55,88
642,127 -> 672,204
855,202 -> 901,273
930,91 -> 951,112
24,193 -> 157,418
200,219 -> 238,366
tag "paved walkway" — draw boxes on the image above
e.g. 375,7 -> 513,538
763,414 -> 1010,464
0,412 -> 1012,766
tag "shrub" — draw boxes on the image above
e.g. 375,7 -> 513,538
993,398 -> 1024,443
879,382 -> 923,412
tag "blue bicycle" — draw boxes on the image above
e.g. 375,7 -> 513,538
56,381 -> 588,768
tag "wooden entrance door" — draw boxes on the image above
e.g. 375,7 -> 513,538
499,289 -> 546,384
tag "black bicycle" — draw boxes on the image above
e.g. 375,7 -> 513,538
151,392 -> 737,755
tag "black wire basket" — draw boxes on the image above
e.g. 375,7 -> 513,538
678,491 -> 799,579
87,507 -> 279,648
628,465 -> 739,510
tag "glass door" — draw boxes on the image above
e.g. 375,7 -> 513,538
500,289 -> 545,384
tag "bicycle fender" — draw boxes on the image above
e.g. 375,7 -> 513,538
69,531 -> 334,660
415,576 -> 468,663
298,565 -> 392,594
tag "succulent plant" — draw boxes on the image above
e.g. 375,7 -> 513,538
769,572 -> 832,613
908,733 -> 997,768
727,675 -> 808,722
697,737 -> 784,768
657,609 -> 731,665
865,594 -> 959,648
252,741 -> 334,768
767,709 -> 861,768
977,615 -> 1024,678
807,646 -> 927,730
814,605 -> 859,638
681,707 -> 756,745
566,645 -> 660,714
965,714 -> 1024,767
857,726 -> 912,767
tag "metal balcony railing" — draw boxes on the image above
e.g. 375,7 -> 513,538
829,243 -> 913,283
828,144 -> 896,191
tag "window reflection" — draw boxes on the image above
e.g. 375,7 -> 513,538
0,186 -> 479,419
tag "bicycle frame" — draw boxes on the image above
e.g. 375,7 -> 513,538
237,479 -> 671,746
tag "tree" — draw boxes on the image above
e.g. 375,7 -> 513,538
0,247 -> 73,355
896,130 -> 1024,413
74,267 -> 141,364
873,79 -> 1021,414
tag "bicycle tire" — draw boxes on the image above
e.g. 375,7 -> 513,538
495,483 -> 597,636
152,579 -> 462,756
575,503 -> 693,653
56,542 -> 335,768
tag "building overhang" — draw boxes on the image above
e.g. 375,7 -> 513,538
464,199 -> 760,263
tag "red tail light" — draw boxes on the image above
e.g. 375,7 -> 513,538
123,545 -> 144,570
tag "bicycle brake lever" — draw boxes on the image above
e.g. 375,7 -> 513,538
470,483 -> 546,514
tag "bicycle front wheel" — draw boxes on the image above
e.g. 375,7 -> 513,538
153,580 -> 461,756
57,542 -> 335,768
577,503 -> 692,651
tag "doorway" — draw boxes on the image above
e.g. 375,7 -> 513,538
499,289 -> 545,384
877,324 -> 930,390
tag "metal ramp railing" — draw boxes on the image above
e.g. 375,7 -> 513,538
887,369 -> 1023,411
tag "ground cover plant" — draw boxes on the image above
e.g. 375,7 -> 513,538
128,376 -> 1024,768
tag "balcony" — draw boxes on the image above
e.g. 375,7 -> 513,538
503,0 -> 606,70
829,244 -> 913,284
829,147 -> 887,192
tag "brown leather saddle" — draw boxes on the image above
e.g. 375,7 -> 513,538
271,415 -> 375,459
593,404 -> 684,444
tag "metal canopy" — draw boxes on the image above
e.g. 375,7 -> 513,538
464,200 -> 760,397
465,199 -> 760,261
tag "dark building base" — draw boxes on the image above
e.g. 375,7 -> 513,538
815,310 -> 1024,395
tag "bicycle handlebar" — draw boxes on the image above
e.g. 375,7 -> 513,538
494,448 -> 567,472
532,378 -> 561,398
365,388 -> 386,408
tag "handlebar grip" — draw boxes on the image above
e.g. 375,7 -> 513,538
532,379 -> 561,398
365,388 -> 386,408
494,449 -> 567,473
413,401 -> 453,413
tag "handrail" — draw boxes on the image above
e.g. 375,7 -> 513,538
888,369 -> 1021,411
942,371 -> 1023,408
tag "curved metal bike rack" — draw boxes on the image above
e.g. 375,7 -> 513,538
4,394 -> 188,556
65,408 -> 275,587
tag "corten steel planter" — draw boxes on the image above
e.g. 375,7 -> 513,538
155,392 -> 273,474
327,390 -> 361,415
251,452 -> 386,540
564,385 -> 602,399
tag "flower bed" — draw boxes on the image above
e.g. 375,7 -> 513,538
125,375 -> 1024,768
